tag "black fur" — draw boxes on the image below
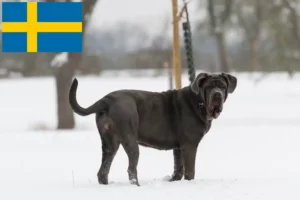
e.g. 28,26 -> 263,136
69,72 -> 237,186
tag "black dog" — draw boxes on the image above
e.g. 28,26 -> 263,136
69,72 -> 237,186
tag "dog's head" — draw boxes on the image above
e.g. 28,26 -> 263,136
191,72 -> 237,120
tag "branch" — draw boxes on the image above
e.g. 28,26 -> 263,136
207,0 -> 217,33
282,0 -> 300,48
254,0 -> 262,36
82,0 -> 98,32
235,1 -> 251,40
220,0 -> 233,24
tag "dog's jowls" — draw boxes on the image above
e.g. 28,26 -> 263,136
69,72 -> 237,186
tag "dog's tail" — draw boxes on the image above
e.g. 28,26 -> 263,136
69,78 -> 107,116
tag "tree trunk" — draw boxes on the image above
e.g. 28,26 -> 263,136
250,38 -> 260,72
283,0 -> 300,49
55,71 -> 75,129
51,0 -> 98,130
22,53 -> 38,77
215,32 -> 230,72
55,53 -> 81,129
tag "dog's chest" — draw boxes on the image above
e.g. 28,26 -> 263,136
204,121 -> 212,135
179,119 -> 206,143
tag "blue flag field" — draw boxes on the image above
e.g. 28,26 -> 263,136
1,2 -> 82,53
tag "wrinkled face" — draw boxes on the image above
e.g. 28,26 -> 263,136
202,76 -> 228,119
191,72 -> 237,120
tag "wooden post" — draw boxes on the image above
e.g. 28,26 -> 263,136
172,0 -> 182,89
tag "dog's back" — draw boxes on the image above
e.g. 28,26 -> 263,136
69,78 -> 184,150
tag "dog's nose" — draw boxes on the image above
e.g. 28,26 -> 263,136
214,92 -> 222,98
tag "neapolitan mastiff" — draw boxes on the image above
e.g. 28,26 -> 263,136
69,72 -> 237,186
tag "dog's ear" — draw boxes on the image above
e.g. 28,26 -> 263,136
191,73 -> 209,94
221,73 -> 237,93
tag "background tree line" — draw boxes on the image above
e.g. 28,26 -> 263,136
1,0 -> 300,129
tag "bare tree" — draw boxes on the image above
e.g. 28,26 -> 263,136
282,0 -> 300,48
235,0 -> 263,72
207,0 -> 233,72
45,0 -> 98,129
262,0 -> 300,76
281,0 -> 300,76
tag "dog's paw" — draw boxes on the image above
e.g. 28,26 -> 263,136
130,178 -> 140,186
164,173 -> 183,182
97,175 -> 108,185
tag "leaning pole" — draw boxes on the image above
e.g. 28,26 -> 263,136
172,0 -> 182,89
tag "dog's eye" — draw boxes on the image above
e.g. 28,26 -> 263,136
219,85 -> 226,90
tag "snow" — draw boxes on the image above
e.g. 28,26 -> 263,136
0,71 -> 300,199
50,52 -> 68,68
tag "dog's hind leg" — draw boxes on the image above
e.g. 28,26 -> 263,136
96,115 -> 120,185
117,113 -> 140,186
109,99 -> 140,186
97,135 -> 119,185
121,138 -> 140,186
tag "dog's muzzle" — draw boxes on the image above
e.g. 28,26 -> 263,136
208,89 -> 224,119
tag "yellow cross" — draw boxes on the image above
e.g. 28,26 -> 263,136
1,2 -> 82,52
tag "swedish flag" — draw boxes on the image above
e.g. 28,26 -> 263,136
1,2 -> 82,53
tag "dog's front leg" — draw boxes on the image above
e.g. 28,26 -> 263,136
169,148 -> 184,181
182,144 -> 198,180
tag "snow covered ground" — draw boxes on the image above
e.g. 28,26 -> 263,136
0,72 -> 300,200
